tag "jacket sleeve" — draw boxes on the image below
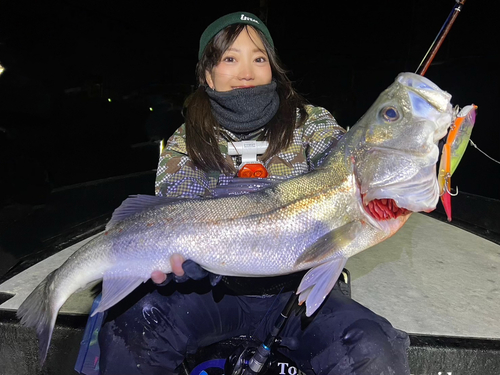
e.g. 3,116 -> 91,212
302,106 -> 346,169
155,126 -> 219,198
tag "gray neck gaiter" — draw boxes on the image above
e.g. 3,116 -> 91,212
205,81 -> 279,133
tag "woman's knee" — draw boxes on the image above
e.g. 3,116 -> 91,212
339,318 -> 410,374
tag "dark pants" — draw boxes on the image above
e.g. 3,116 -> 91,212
98,279 -> 410,375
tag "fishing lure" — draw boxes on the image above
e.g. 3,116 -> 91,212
438,104 -> 477,221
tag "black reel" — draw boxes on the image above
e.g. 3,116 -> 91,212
225,345 -> 259,375
224,337 -> 301,375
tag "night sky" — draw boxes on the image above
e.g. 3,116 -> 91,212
1,0 -> 499,203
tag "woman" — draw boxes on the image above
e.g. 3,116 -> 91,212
98,11 -> 411,375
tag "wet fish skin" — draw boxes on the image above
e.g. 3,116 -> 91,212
17,73 -> 455,364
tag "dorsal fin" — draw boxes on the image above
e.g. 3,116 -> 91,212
106,194 -> 185,230
106,178 -> 276,230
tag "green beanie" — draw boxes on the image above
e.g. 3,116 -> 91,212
198,11 -> 274,60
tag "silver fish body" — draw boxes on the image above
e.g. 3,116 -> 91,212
17,73 -> 455,364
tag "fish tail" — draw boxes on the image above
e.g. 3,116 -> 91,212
16,270 -> 60,365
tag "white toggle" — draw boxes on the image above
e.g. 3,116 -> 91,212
227,141 -> 269,163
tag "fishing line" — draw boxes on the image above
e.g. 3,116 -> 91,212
469,139 -> 500,165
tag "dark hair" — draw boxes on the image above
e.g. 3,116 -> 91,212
184,24 -> 307,174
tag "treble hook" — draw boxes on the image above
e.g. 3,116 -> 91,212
439,172 -> 459,197
444,176 -> 459,197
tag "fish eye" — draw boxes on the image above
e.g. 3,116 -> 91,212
380,106 -> 400,122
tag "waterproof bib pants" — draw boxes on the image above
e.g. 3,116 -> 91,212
98,279 -> 410,375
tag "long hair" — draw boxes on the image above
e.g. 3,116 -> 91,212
185,24 -> 308,174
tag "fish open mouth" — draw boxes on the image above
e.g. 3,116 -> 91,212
362,194 -> 411,221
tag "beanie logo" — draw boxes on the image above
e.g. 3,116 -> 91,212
241,14 -> 259,24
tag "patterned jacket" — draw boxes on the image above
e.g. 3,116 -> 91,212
155,105 -> 345,198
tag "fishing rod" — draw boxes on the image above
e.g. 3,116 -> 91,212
415,0 -> 473,222
416,0 -> 467,76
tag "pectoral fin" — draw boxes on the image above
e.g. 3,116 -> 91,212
92,274 -> 147,316
295,221 -> 360,265
297,257 -> 348,317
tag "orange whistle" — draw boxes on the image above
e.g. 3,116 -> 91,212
237,163 -> 269,178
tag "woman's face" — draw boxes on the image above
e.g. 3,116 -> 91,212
205,27 -> 272,92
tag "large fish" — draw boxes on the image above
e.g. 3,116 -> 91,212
18,73 -> 457,364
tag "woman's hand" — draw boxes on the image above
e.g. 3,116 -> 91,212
151,254 -> 222,286
151,254 -> 185,284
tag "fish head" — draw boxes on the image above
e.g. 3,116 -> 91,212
343,72 -> 454,223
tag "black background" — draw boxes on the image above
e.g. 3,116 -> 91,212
1,0 -> 499,203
